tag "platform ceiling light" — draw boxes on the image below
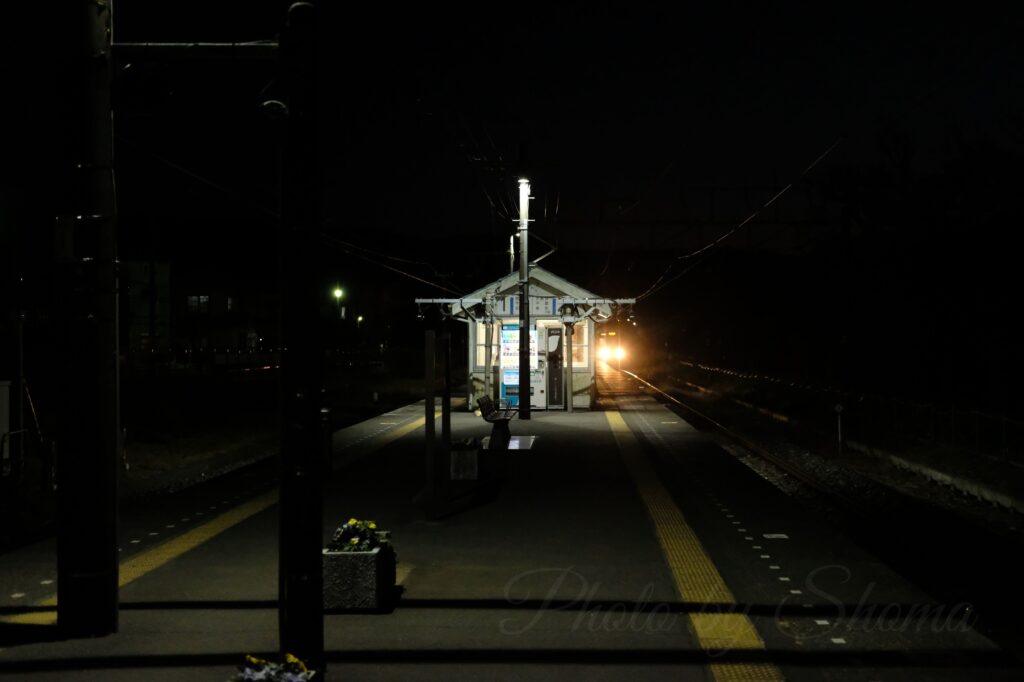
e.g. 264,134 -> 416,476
333,287 -> 344,299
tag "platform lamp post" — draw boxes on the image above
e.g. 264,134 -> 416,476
518,178 -> 531,419
333,286 -> 344,319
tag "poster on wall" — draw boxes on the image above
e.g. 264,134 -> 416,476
500,326 -> 538,369
500,326 -> 538,406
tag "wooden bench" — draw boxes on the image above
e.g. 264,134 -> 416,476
477,395 -> 518,450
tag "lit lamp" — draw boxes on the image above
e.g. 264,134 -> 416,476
333,286 -> 345,319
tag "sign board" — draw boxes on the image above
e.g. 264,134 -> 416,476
500,326 -> 538,369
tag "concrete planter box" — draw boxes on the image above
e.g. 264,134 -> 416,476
322,544 -> 396,611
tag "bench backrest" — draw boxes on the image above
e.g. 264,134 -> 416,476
477,395 -> 496,418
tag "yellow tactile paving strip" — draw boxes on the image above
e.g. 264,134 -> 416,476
2,490 -> 279,626
2,411 -> 436,628
606,410 -> 783,682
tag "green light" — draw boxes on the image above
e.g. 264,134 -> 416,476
333,287 -> 344,299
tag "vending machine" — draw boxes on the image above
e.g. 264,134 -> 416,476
499,325 -> 540,407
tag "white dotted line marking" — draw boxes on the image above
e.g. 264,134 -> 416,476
831,638 -> 847,645
148,532 -> 159,536
815,620 -> 830,626
40,579 -> 54,586
130,540 -> 140,544
744,536 -> 754,541
763,533 -> 789,539
789,590 -> 802,595
737,528 -> 747,532
779,577 -> 791,582
10,593 -> 25,600
768,565 -> 781,570
760,555 -> 771,559
166,524 -> 175,529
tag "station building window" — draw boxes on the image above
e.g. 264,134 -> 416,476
571,323 -> 589,368
474,322 -> 498,370
475,320 -> 589,369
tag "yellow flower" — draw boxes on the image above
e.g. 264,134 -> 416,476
285,653 -> 308,671
347,517 -> 358,525
350,537 -> 359,545
368,522 -> 377,529
245,654 -> 268,666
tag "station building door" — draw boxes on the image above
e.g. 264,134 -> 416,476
545,326 -> 564,409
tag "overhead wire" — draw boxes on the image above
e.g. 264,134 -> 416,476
116,135 -> 279,219
617,159 -> 676,216
634,138 -> 842,302
318,232 -> 462,295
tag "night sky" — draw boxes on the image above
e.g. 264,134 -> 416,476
5,3 -> 1024,410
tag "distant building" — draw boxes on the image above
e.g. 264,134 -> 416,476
122,261 -> 171,353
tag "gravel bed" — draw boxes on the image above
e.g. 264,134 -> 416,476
665,381 -> 1024,542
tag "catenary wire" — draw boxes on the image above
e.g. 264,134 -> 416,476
634,138 -> 841,302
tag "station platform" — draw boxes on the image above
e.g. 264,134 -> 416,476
0,365 -> 1019,680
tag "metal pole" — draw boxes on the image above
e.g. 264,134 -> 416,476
483,294 -> 493,401
835,404 -> 844,456
14,302 -> 25,480
564,320 -> 574,413
441,330 -> 451,454
424,329 -> 436,499
518,179 -> 531,419
56,0 -> 120,637
278,2 -> 324,671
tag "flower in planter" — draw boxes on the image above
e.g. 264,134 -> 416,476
232,653 -> 316,681
326,517 -> 392,553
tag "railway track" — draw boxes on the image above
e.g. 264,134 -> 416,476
603,363 -> 1024,663
619,367 -> 870,517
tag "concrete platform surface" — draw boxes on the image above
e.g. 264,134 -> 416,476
0,366 -> 1019,680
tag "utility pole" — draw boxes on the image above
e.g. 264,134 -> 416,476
517,178 -> 531,419
278,1 -> 324,673
56,0 -> 120,636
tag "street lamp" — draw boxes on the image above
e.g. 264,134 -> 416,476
332,286 -> 345,319
357,315 -> 364,328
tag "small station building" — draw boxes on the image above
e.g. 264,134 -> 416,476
418,266 -> 632,410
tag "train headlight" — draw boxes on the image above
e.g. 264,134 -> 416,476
597,346 -> 611,361
615,347 -> 626,360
